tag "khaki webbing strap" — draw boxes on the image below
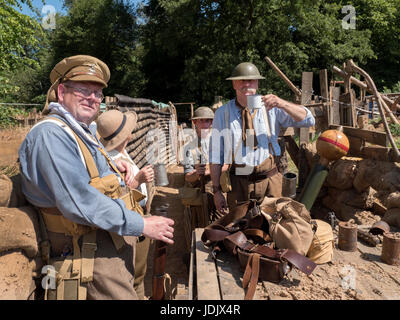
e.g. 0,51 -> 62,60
81,230 -> 97,283
109,232 -> 126,252
56,257 -> 73,300
97,147 -> 124,178
40,209 -> 94,236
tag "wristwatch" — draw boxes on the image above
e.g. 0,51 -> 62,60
212,185 -> 222,193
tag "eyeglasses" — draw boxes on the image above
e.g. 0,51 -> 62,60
63,84 -> 104,102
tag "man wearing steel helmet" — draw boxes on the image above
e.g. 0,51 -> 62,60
181,107 -> 228,247
209,62 -> 315,214
19,55 -> 174,300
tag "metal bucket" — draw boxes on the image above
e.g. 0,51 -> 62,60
154,164 -> 169,187
381,232 -> 400,266
338,221 -> 358,252
282,172 -> 297,199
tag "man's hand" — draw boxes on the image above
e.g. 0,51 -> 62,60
115,159 -> 134,186
195,163 -> 206,176
136,165 -> 154,184
142,216 -> 175,244
214,191 -> 228,215
261,94 -> 285,111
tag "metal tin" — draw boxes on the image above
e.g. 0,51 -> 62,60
338,221 -> 358,252
282,172 -> 297,199
154,163 -> 169,187
381,232 -> 400,266
369,221 -> 390,235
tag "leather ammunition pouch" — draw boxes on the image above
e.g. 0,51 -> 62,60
38,117 -> 144,300
201,200 -> 316,300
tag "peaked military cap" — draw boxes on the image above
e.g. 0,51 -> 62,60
43,55 -> 110,114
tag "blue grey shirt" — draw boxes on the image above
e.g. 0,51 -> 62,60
18,115 -> 144,236
209,99 -> 315,166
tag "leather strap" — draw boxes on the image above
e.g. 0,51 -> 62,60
224,231 -> 316,276
242,253 -> 260,300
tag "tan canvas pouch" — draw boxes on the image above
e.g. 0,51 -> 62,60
260,197 -> 313,256
307,219 -> 334,264
220,170 -> 232,193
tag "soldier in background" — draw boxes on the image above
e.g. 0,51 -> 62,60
181,107 -> 228,248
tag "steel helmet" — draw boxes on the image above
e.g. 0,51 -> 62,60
226,62 -> 265,80
191,106 -> 214,120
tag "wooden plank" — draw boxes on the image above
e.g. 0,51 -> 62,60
194,228 -> 221,300
329,125 -> 389,147
300,72 -> 313,144
214,250 -> 245,300
330,86 -> 341,125
320,69 -> 330,129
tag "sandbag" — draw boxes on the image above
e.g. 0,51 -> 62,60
0,174 -> 27,208
307,219 -> 334,264
260,197 -> 313,256
385,192 -> 400,210
353,160 -> 400,193
0,175 -> 12,207
0,206 -> 40,258
325,159 -> 357,190
0,251 -> 36,300
382,208 -> 400,228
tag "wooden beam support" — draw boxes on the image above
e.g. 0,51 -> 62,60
329,124 -> 389,147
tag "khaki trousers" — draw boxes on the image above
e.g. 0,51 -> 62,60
227,156 -> 282,211
84,230 -> 138,300
133,236 -> 151,300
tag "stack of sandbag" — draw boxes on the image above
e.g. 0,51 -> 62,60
382,191 -> 400,228
0,174 -> 41,300
322,158 -> 400,222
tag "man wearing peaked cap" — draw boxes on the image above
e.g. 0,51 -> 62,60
18,55 -> 174,300
43,55 -> 110,114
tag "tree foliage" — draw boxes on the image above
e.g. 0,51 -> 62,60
141,0 -> 377,105
2,0 -> 400,108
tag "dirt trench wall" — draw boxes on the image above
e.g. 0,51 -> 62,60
318,156 -> 400,227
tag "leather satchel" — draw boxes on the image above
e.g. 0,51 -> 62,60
201,200 -> 317,300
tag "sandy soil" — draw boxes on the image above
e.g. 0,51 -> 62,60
0,128 -> 30,167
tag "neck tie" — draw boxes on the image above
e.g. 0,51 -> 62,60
236,99 -> 258,149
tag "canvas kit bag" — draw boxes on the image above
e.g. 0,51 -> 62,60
201,198 -> 317,299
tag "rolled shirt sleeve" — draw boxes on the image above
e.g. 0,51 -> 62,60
19,122 -> 144,237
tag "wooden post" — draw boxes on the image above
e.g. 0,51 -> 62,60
319,69 -> 329,128
298,71 -> 313,189
330,86 -> 341,125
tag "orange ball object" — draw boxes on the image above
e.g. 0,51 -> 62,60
316,129 -> 350,161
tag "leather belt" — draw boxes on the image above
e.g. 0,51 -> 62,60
230,166 -> 278,182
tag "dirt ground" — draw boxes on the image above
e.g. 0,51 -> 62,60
0,128 -> 30,167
